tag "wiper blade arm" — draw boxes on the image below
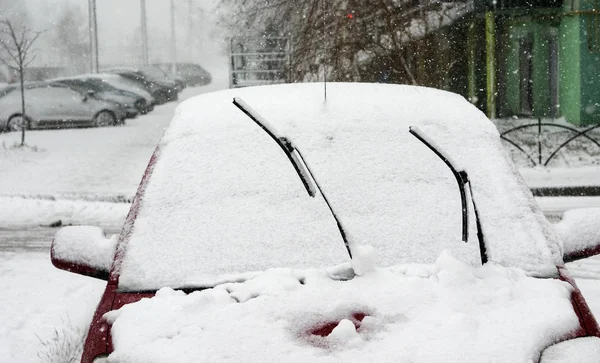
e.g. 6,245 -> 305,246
233,98 -> 317,197
409,126 -> 469,242
233,97 -> 352,258
409,126 -> 487,264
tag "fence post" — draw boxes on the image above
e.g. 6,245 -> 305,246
538,118 -> 542,165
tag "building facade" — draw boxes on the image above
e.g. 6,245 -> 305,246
407,0 -> 600,125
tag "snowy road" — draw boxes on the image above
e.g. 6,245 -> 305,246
0,226 -> 122,251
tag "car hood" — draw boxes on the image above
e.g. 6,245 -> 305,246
105,253 -> 578,362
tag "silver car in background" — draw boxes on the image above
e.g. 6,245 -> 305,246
0,84 -> 128,131
74,73 -> 156,109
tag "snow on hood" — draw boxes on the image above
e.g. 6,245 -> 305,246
115,83 -> 562,291
105,252 -> 578,363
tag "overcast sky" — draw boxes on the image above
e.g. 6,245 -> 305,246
6,0 -> 226,69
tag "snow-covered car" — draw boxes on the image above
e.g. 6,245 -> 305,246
0,84 -> 128,131
154,62 -> 212,87
51,83 -> 600,363
48,78 -> 148,117
104,68 -> 179,104
67,73 -> 156,113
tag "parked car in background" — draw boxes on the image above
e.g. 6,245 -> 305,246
72,73 -> 156,112
154,62 -> 212,87
51,83 -> 600,362
137,65 -> 185,91
0,84 -> 127,131
49,78 -> 148,117
104,68 -> 179,104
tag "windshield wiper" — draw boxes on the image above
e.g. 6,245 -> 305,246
409,126 -> 488,264
233,97 -> 352,258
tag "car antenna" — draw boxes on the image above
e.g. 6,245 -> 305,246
233,97 -> 352,258
409,126 -> 488,264
322,0 -> 327,101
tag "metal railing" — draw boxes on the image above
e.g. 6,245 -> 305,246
499,118 -> 600,167
228,36 -> 291,89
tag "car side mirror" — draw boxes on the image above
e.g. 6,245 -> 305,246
554,208 -> 600,263
50,226 -> 118,280
82,90 -> 95,102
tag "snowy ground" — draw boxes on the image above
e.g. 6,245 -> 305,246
0,252 -> 104,362
1,72 -> 600,361
1,61 -> 229,362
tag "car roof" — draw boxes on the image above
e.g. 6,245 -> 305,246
114,82 -> 562,291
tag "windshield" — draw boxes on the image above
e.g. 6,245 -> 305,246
114,84 -> 562,291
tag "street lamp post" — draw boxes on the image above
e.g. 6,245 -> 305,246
140,0 -> 149,65
170,0 -> 176,75
88,0 -> 99,73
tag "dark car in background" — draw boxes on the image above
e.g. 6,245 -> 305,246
154,62 -> 212,87
137,65 -> 185,92
49,78 -> 148,116
104,68 -> 179,104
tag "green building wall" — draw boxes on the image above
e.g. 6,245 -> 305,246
415,1 -> 600,125
502,17 -> 559,119
559,12 -> 582,124
573,1 -> 600,125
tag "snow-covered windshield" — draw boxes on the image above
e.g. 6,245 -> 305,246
114,83 -> 562,291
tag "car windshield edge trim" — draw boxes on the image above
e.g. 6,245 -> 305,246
232,97 -> 352,258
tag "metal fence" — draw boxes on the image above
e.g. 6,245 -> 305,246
229,36 -> 291,89
499,118 -> 600,167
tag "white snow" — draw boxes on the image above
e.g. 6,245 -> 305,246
0,85 -> 227,229
1,77 -> 600,362
116,83 -> 562,291
521,167 -> 600,188
555,208 -> 600,258
350,244 -> 376,276
52,226 -> 118,271
0,104 -> 172,198
0,252 -> 104,363
536,196 -> 600,215
105,252 -> 579,363
540,337 -> 600,363
0,196 -> 129,227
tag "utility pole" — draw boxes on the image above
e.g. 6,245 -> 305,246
170,0 -> 176,75
485,11 -> 496,119
140,0 -> 149,65
88,0 -> 99,73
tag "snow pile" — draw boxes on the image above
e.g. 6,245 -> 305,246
540,337 -> 600,363
555,208 -> 600,258
105,252 -> 578,363
116,83 -> 561,291
350,244 -> 376,276
0,196 -> 129,228
52,226 -> 118,271
0,252 -> 104,363
521,167 -> 600,188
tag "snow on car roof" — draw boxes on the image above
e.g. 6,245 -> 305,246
106,253 -> 578,362
115,83 -> 562,291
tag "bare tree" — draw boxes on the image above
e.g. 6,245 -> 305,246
0,20 -> 42,146
219,0 -> 465,87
